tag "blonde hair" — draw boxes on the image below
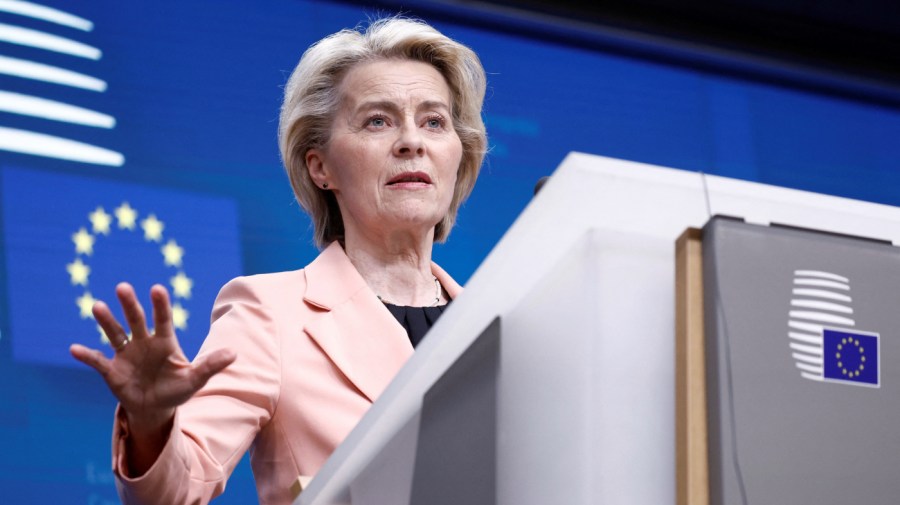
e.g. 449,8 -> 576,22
278,16 -> 487,248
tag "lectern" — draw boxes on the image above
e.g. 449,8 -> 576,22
295,152 -> 900,505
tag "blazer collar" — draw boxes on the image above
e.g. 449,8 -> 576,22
302,242 -> 370,310
302,242 -> 460,402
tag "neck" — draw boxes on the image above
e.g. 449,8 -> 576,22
342,227 -> 444,307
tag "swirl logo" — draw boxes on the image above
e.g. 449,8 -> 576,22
0,0 -> 123,165
788,270 -> 880,387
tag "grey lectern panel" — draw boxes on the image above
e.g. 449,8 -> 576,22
409,316 -> 500,505
703,217 -> 900,505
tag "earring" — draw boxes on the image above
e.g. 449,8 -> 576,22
322,183 -> 329,189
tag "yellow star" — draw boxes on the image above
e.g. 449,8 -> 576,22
170,271 -> 193,299
161,239 -> 185,268
115,202 -> 138,230
66,258 -> 91,286
72,227 -> 95,256
76,292 -> 96,319
141,214 -> 165,242
97,325 -> 109,345
172,303 -> 189,331
88,206 -> 112,235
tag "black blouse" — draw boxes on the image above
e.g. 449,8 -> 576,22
383,302 -> 450,348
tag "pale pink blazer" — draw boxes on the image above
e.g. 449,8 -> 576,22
112,242 -> 462,504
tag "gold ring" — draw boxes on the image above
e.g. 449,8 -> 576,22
113,338 -> 130,352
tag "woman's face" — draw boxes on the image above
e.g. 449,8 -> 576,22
306,59 -> 463,243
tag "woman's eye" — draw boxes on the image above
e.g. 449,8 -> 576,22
425,116 -> 444,129
367,116 -> 387,128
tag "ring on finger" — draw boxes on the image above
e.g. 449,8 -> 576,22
113,338 -> 130,352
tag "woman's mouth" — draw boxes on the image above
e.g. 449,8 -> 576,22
387,172 -> 432,186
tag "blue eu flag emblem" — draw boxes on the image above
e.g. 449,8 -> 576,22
822,328 -> 880,387
1,166 -> 242,368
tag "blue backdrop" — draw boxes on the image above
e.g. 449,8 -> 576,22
1,1 -> 899,503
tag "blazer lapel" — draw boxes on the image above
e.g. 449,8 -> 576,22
302,243 -> 413,402
301,242 -> 464,403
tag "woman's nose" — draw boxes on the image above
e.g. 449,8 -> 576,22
393,122 -> 424,157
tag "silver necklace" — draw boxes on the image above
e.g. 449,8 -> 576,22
377,276 -> 442,307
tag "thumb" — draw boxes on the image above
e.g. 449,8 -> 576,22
189,348 -> 237,389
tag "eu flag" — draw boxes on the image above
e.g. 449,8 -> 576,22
822,328 -> 880,387
1,166 -> 242,368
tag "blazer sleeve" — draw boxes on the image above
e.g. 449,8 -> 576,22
112,276 -> 282,504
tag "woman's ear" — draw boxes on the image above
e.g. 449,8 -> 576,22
306,148 -> 330,189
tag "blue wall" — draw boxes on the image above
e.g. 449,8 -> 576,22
2,1 -> 899,503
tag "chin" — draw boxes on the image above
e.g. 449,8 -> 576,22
383,209 -> 444,232
388,201 -> 443,219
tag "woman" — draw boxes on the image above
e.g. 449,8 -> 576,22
69,16 -> 487,505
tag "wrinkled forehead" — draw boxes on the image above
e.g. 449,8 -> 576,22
336,58 -> 453,111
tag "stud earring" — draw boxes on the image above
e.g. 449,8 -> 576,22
322,183 -> 329,189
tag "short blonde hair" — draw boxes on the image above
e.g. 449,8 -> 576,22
278,16 -> 487,248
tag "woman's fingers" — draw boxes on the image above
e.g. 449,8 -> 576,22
70,282 -> 227,419
150,284 -> 174,339
116,282 -> 150,340
69,343 -> 112,377
93,300 -> 130,352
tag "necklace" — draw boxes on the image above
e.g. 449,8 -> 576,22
377,276 -> 442,307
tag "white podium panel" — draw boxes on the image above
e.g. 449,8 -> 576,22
297,152 -> 900,505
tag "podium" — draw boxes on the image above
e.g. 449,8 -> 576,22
295,152 -> 900,505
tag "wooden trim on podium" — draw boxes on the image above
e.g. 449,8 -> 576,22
675,228 -> 708,505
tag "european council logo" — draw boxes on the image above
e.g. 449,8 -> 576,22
1,166 -> 242,368
0,1 -> 124,166
787,269 -> 880,388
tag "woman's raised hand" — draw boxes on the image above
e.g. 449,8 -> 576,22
70,283 -> 236,435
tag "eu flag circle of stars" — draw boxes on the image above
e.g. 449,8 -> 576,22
836,336 -> 867,379
66,202 -> 193,346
